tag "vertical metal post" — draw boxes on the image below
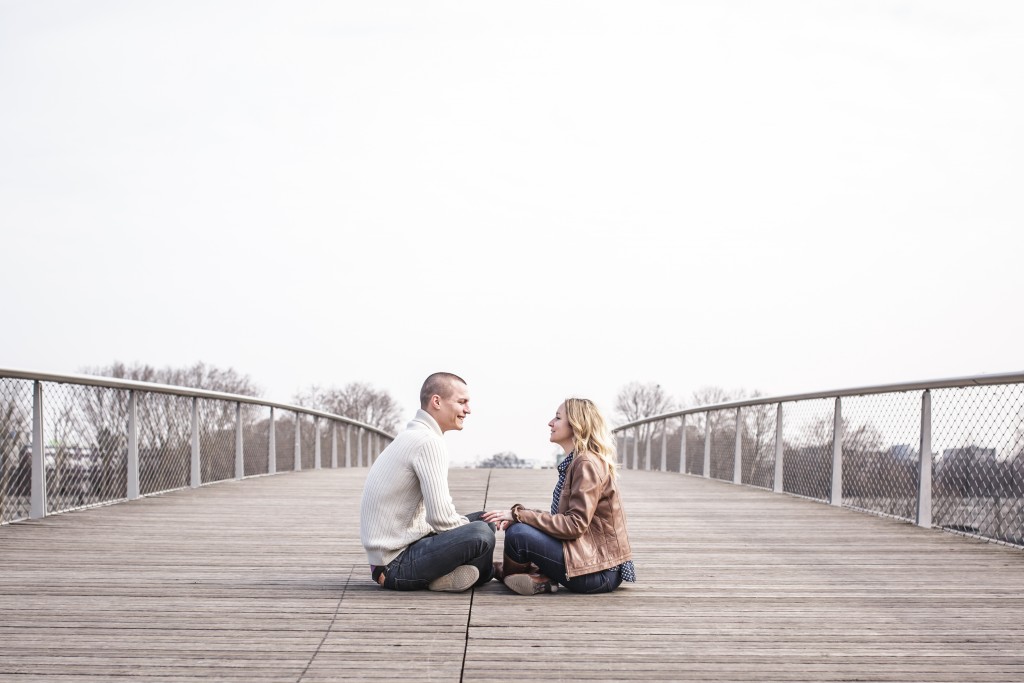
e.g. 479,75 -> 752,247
660,423 -> 667,472
703,413 -> 711,478
127,390 -> 139,500
917,390 -> 933,528
191,398 -> 201,488
345,425 -> 352,467
773,404 -> 784,493
314,417 -> 322,470
644,429 -> 651,471
268,407 -> 276,475
733,407 -> 743,485
358,429 -> 364,467
830,397 -> 843,507
631,427 -> 639,469
679,415 -> 687,473
30,381 -> 46,519
234,402 -> 243,481
331,423 -> 338,469
294,415 -> 302,471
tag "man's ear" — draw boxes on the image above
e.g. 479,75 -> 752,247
429,394 -> 441,410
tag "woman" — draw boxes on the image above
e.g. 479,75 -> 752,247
483,398 -> 636,595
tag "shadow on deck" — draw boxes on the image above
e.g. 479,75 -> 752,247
1,468 -> 1022,682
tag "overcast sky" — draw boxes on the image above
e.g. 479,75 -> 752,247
2,1 -> 1021,466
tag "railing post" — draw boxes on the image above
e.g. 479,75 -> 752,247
30,380 -> 46,519
345,424 -> 352,467
702,413 -> 711,478
830,397 -> 843,507
644,429 -> 651,471
268,407 -> 276,475
773,404 -> 784,493
733,407 -> 743,485
127,389 -> 139,500
917,390 -> 932,528
331,423 -> 338,469
191,398 -> 201,488
234,402 -> 243,481
314,417 -> 322,470
660,423 -> 667,471
679,415 -> 687,473
358,429 -> 364,467
626,428 -> 634,471
294,415 -> 302,471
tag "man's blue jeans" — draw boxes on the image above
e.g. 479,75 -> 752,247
379,512 -> 496,590
504,522 -> 622,594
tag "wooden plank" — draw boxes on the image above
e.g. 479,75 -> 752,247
0,467 -> 1022,682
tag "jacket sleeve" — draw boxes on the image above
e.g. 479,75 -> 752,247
412,437 -> 469,532
512,457 -> 606,540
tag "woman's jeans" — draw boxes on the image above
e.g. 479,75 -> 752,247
379,512 -> 496,591
504,523 -> 622,594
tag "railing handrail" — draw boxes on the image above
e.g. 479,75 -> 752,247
0,367 -> 394,439
614,370 -> 1024,431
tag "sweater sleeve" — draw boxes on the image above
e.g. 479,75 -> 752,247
513,458 -> 605,540
412,437 -> 469,532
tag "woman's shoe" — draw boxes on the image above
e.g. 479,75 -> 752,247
503,572 -> 557,596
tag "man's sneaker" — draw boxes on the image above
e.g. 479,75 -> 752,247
428,565 -> 480,592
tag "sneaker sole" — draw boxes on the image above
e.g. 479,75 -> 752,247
428,565 -> 480,592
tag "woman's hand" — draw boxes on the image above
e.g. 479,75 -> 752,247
482,509 -> 513,531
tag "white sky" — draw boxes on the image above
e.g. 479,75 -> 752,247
2,1 -> 1022,466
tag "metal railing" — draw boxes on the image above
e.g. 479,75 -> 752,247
613,371 -> 1024,548
0,368 -> 394,524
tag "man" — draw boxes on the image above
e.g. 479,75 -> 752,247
359,372 -> 495,592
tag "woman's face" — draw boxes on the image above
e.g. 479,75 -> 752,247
548,402 -> 574,449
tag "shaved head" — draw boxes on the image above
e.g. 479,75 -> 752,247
419,372 -> 467,409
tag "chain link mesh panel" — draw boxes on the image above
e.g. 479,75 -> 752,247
137,392 -> 191,496
1,378 -> 33,523
197,398 -> 236,484
707,409 -> 736,481
780,399 -> 833,502
661,419 -> 682,472
274,414 -> 295,471
932,385 -> 1024,545
740,403 -> 778,489
42,383 -> 129,514
685,414 -> 706,476
243,404 -> 270,476
317,420 -> 332,468
840,393 -> 920,521
298,415 -> 316,470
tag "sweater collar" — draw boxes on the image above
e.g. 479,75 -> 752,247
411,409 -> 443,437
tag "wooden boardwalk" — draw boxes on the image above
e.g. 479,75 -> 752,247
1,468 -> 1023,682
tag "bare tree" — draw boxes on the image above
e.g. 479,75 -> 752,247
294,382 -> 402,433
82,361 -> 261,397
615,382 -> 675,468
615,382 -> 674,424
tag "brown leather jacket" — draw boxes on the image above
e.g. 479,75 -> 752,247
511,451 -> 633,578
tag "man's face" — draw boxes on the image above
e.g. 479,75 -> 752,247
433,382 -> 471,433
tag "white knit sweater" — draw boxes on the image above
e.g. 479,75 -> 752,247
359,409 -> 469,565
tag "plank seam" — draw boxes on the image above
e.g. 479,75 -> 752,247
296,564 -> 354,683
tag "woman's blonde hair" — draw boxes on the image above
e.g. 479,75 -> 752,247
563,397 -> 618,479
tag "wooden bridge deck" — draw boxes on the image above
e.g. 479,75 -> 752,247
1,468 -> 1023,682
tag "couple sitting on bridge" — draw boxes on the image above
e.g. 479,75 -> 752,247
359,372 -> 636,595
